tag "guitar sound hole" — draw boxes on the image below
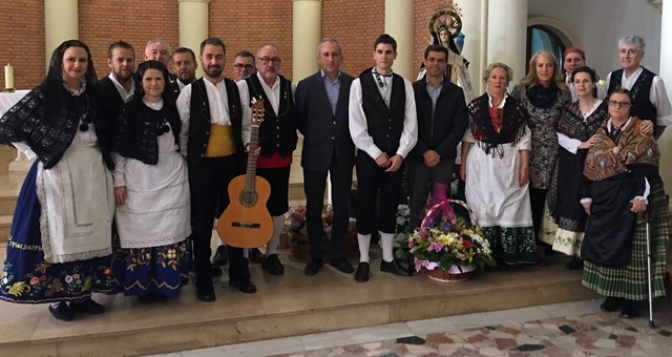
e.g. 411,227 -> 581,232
240,191 -> 258,207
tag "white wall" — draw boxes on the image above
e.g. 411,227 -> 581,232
528,0 -> 662,79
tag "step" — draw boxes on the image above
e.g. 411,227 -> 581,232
0,215 -> 10,243
0,252 -> 597,356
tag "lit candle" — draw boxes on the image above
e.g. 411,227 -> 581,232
4,63 -> 14,90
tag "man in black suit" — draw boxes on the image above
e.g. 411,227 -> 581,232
98,41 -> 135,119
295,38 -> 355,276
408,44 -> 467,229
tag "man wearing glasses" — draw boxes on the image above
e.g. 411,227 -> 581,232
237,44 -> 298,276
606,35 -> 672,139
232,51 -> 256,82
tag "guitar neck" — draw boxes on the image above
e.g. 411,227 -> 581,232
245,126 -> 260,193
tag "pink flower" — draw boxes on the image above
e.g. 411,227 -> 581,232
408,240 -> 415,248
462,239 -> 474,249
65,275 -> 73,283
73,274 -> 80,279
428,242 -> 444,252
414,259 -> 439,272
30,277 -> 40,285
418,229 -> 428,239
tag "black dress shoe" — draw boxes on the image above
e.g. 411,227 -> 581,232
228,279 -> 257,294
212,245 -> 228,266
249,248 -> 265,264
49,302 -> 74,321
262,254 -> 284,275
69,298 -> 105,314
196,277 -> 216,302
600,296 -> 622,312
304,259 -> 323,276
536,257 -> 550,267
380,260 -> 413,277
619,299 -> 638,318
330,258 -> 354,274
354,262 -> 370,282
565,256 -> 584,270
211,265 -> 223,277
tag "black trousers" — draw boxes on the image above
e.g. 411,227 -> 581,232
256,166 -> 291,216
303,156 -> 353,261
188,156 -> 246,286
354,151 -> 404,235
529,187 -> 547,241
407,159 -> 454,230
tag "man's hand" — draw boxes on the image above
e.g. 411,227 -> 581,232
115,186 -> 127,206
423,150 -> 440,167
246,144 -> 261,157
375,153 -> 390,168
630,198 -> 647,213
582,202 -> 591,215
640,120 -> 654,136
385,154 -> 403,172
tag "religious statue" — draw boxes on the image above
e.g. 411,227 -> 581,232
417,1 -> 475,103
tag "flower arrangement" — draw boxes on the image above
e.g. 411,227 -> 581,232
408,200 -> 495,273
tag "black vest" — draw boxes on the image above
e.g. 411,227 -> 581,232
187,78 -> 244,167
114,98 -> 181,165
359,69 -> 406,154
245,74 -> 297,158
607,68 -> 657,129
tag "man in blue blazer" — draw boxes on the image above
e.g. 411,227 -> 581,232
296,38 -> 356,276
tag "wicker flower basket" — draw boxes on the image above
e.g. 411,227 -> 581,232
426,264 -> 476,283
414,199 -> 487,282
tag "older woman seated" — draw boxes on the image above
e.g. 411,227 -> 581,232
581,88 -> 669,318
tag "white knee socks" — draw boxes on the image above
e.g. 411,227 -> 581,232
380,232 -> 395,263
266,215 -> 285,256
357,233 -> 371,263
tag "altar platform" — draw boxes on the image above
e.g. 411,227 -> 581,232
0,241 -> 598,357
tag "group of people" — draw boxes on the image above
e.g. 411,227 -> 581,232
0,32 -> 668,322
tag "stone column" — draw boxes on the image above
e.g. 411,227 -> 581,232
44,0 -> 79,69
384,0 -> 414,80
179,0 -> 209,78
458,0 -> 486,94
486,0 -> 528,86
658,0 -> 672,189
293,0 -> 322,82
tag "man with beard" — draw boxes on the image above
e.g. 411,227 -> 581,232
212,50 -> 262,267
172,47 -> 197,90
98,41 -> 135,121
237,44 -> 297,276
176,37 -> 256,301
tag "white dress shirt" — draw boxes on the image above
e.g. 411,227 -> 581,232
108,73 -> 135,103
348,71 -> 418,160
176,77 -> 252,156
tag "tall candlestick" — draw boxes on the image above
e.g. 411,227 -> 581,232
4,63 -> 14,92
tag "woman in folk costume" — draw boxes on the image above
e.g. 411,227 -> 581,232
510,50 -> 571,266
543,67 -> 653,270
0,40 -> 116,321
581,88 -> 669,318
110,61 -> 191,303
460,63 -> 536,269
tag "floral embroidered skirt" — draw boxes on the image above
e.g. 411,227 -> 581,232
481,226 -> 537,265
110,240 -> 191,297
0,163 -> 114,304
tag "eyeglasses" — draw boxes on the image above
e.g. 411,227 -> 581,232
608,100 -> 631,108
258,57 -> 281,65
233,63 -> 254,70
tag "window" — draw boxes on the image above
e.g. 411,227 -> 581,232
526,25 -> 566,72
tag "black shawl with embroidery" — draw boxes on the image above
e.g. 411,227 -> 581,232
0,79 -> 114,170
466,93 -> 528,157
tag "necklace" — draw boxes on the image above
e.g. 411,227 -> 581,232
78,94 -> 91,132
372,68 -> 392,88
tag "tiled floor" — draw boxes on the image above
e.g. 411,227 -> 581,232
147,299 -> 672,357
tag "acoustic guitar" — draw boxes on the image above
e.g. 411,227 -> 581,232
218,97 -> 273,248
